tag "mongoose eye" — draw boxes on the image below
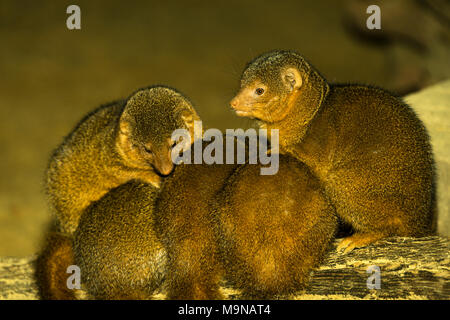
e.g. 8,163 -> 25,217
143,146 -> 153,155
255,88 -> 265,95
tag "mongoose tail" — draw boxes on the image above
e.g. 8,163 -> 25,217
35,232 -> 76,300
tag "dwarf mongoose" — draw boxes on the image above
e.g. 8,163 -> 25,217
154,138 -> 241,300
37,182 -> 164,300
231,50 -> 436,253
45,85 -> 200,234
37,85 -> 199,299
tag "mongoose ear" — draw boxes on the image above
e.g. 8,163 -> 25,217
281,67 -> 303,91
180,109 -> 200,131
119,114 -> 132,136
181,113 -> 194,128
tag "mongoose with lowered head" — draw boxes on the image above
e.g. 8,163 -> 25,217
45,85 -> 200,234
154,138 -> 337,299
230,50 -> 436,253
37,85 -> 199,299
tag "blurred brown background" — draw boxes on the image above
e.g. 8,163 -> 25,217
0,0 -> 448,256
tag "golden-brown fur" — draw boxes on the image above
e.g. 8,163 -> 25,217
38,85 -> 199,299
155,139 -> 337,299
154,139 -> 240,299
215,155 -> 337,298
73,181 -> 165,299
35,231 -> 76,300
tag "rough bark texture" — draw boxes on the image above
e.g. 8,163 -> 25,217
406,79 -> 450,237
1,236 -> 448,300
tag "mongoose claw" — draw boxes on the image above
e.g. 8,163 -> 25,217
337,233 -> 385,254
336,237 -> 356,254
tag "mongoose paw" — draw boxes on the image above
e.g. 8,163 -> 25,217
337,233 -> 384,254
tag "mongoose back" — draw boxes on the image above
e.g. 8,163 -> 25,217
231,50 -> 435,252
214,154 -> 337,298
73,181 -> 165,299
45,85 -> 200,234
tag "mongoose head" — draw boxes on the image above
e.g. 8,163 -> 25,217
230,50 -> 328,125
117,86 -> 199,176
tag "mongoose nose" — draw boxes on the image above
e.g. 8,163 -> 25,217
159,162 -> 174,176
230,98 -> 238,108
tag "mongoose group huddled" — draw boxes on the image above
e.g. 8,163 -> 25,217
72,137 -> 336,299
36,49 -> 436,300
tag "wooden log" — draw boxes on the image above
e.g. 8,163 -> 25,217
299,236 -> 450,300
0,236 -> 448,300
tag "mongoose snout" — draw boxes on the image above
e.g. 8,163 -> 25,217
149,144 -> 175,176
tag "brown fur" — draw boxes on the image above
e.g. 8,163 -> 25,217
214,155 -> 337,298
73,181 -> 165,300
72,137 -> 238,300
155,139 -> 337,299
70,138 -> 241,300
45,137 -> 336,300
45,85 -> 199,234
35,232 -> 76,300
38,85 -> 198,299
231,50 -> 436,252
154,139 -> 240,299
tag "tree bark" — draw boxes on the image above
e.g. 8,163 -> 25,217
0,236 -> 448,300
